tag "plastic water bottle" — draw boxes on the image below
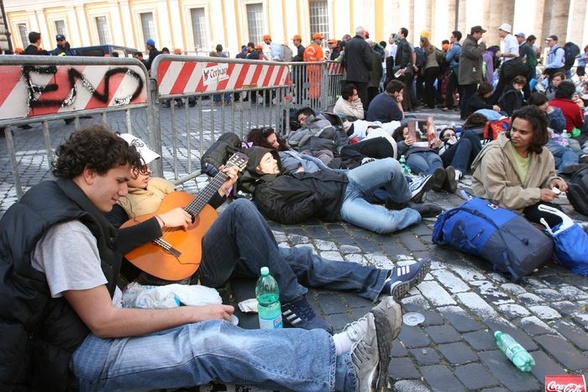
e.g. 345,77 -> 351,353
494,331 -> 535,372
255,267 -> 283,329
399,155 -> 411,175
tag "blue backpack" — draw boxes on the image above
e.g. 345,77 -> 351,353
432,197 -> 554,281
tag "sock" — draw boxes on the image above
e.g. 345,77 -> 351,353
333,332 -> 354,356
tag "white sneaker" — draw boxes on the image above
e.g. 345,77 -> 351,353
454,169 -> 463,182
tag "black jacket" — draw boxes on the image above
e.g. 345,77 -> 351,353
343,35 -> 373,83
0,179 -> 121,391
243,146 -> 348,224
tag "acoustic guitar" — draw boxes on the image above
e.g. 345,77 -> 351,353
121,152 -> 249,281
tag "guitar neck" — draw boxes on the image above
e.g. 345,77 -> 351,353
184,171 -> 228,215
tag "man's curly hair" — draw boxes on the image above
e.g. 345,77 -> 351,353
52,124 -> 143,179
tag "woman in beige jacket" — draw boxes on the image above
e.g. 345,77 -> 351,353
472,106 -> 568,227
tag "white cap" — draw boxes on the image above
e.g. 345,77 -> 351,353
118,133 -> 160,165
498,23 -> 512,33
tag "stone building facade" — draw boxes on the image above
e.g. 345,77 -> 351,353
3,0 -> 587,57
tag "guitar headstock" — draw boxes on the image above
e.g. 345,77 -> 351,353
225,152 -> 249,172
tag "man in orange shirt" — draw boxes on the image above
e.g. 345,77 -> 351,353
304,33 -> 325,100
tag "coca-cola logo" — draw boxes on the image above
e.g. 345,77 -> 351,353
546,381 -> 584,392
545,375 -> 586,392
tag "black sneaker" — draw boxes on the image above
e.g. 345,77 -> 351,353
431,167 -> 446,192
406,202 -> 442,218
409,174 -> 434,203
282,296 -> 333,333
383,259 -> 431,300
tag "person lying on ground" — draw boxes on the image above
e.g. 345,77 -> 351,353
242,146 -> 443,234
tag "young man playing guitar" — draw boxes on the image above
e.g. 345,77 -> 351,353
0,125 -> 401,391
107,134 -> 430,333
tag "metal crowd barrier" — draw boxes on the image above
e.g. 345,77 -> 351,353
148,55 -> 344,184
0,55 -> 150,200
0,55 -> 345,205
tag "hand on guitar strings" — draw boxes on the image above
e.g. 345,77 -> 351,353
158,207 -> 193,230
217,165 -> 241,197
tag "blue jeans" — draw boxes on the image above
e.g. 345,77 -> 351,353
547,140 -> 578,172
71,320 -> 358,391
199,199 -> 388,303
406,150 -> 444,175
440,130 -> 483,173
340,158 -> 421,234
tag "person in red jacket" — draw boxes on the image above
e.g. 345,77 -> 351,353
549,80 -> 584,133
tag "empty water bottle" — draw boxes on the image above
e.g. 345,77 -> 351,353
255,267 -> 283,329
494,331 -> 535,372
399,155 -> 411,175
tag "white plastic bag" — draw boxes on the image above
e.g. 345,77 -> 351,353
122,282 -> 222,309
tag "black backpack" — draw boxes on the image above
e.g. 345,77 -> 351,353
563,42 -> 580,70
566,165 -> 588,216
200,132 -> 243,177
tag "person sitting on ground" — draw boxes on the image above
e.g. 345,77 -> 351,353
472,106 -> 568,228
366,80 -> 405,123
287,107 -> 349,166
437,125 -> 483,183
544,71 -> 565,100
498,75 -> 527,116
464,82 -> 501,119
528,92 -> 585,174
549,80 -> 586,138
333,83 -> 365,120
0,125 -> 406,392
392,122 -> 458,193
243,146 -> 442,234
107,133 -> 431,334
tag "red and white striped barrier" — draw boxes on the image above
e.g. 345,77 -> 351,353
0,61 -> 147,121
154,58 -> 292,96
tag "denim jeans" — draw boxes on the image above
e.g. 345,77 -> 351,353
441,130 -> 483,173
71,320 -> 358,391
547,140 -> 579,172
340,158 -> 421,234
406,150 -> 444,175
199,199 -> 388,303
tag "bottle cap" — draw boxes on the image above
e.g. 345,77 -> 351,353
260,266 -> 269,276
403,312 -> 425,326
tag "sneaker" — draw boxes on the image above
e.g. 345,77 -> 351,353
383,259 -> 431,300
409,174 -> 434,203
443,166 -> 458,193
370,297 -> 402,390
350,313 -> 379,392
282,297 -> 333,333
431,167 -> 446,192
406,202 -> 442,218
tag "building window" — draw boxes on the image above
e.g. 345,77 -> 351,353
308,0 -> 329,41
190,7 -> 207,51
95,16 -> 111,44
140,12 -> 155,43
246,3 -> 263,45
17,23 -> 28,47
55,20 -> 66,37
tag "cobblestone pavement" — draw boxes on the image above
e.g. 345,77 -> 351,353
1,104 -> 587,391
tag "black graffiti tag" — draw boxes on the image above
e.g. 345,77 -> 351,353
22,65 -> 145,111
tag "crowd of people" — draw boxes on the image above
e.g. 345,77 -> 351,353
2,24 -> 588,392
